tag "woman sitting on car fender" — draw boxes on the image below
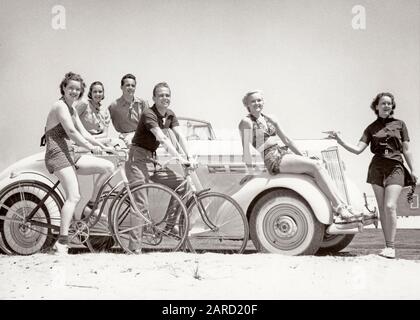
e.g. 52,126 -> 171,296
238,90 -> 360,225
44,72 -> 116,255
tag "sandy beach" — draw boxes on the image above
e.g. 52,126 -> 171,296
1,251 -> 420,300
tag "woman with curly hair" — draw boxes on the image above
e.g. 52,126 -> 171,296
328,92 -> 418,259
44,72 -> 116,255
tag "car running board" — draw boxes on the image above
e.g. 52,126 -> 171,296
326,223 -> 363,235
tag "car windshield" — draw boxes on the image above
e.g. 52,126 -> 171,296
177,118 -> 216,140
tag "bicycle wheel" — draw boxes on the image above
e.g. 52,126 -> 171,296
0,181 -> 63,255
185,192 -> 249,254
112,183 -> 189,253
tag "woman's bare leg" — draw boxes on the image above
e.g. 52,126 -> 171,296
279,154 -> 345,208
383,185 -> 402,247
372,184 -> 386,240
54,167 -> 81,236
76,155 -> 115,203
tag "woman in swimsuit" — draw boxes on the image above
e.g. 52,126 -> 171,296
238,90 -> 361,225
327,92 -> 418,259
75,81 -> 111,140
44,72 -> 116,255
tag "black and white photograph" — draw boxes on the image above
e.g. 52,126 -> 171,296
0,0 -> 419,302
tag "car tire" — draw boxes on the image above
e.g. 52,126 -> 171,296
250,189 -> 324,255
316,234 -> 355,255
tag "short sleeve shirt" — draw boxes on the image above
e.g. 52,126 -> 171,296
360,117 -> 409,163
131,104 -> 179,152
75,99 -> 110,135
108,96 -> 149,133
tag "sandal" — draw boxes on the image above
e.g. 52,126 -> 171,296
333,204 -> 362,224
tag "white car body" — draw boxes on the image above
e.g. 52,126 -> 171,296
0,118 -> 376,255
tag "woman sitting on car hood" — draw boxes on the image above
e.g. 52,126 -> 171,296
238,90 -> 363,226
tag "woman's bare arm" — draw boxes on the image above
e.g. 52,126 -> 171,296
238,118 -> 254,165
265,114 -> 303,156
403,141 -> 418,183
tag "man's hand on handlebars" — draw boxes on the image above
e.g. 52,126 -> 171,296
179,156 -> 198,169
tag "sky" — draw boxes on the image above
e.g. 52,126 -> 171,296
0,0 -> 419,195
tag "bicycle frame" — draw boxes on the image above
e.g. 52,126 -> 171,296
169,161 -> 218,230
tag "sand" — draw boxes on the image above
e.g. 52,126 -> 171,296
1,252 -> 420,300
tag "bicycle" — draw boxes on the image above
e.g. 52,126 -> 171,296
0,148 -> 190,255
155,157 -> 250,254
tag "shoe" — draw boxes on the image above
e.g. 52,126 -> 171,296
333,204 -> 362,224
53,242 -> 68,256
345,205 -> 363,218
131,248 -> 142,255
378,247 -> 396,259
161,224 -> 179,236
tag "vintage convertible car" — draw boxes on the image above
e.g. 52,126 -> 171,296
0,117 -> 377,255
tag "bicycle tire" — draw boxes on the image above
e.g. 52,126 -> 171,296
112,183 -> 189,253
185,192 -> 249,254
0,181 -> 63,255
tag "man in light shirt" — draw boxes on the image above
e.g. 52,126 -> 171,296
108,74 -> 149,146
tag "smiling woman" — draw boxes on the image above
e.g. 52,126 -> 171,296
43,72 -> 116,255
75,81 -> 111,139
328,92 -> 418,259
238,90 -> 367,226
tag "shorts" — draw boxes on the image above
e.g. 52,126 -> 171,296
367,157 -> 408,187
263,144 -> 290,175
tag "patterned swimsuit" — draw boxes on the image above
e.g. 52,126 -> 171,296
44,103 -> 81,174
248,114 -> 290,175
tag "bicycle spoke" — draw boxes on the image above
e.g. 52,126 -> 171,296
0,182 -> 62,255
113,183 -> 189,253
186,192 -> 249,254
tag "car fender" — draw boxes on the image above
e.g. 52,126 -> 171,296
0,152 -> 65,202
230,173 -> 333,225
0,172 -> 65,204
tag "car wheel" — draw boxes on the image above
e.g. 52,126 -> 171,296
316,233 -> 355,255
249,189 -> 324,255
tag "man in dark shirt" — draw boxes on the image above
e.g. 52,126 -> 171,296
108,74 -> 149,146
125,82 -> 196,253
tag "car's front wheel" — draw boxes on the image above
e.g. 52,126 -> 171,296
249,189 -> 324,255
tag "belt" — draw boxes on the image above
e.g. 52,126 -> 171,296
132,143 -> 151,151
131,144 -> 157,159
